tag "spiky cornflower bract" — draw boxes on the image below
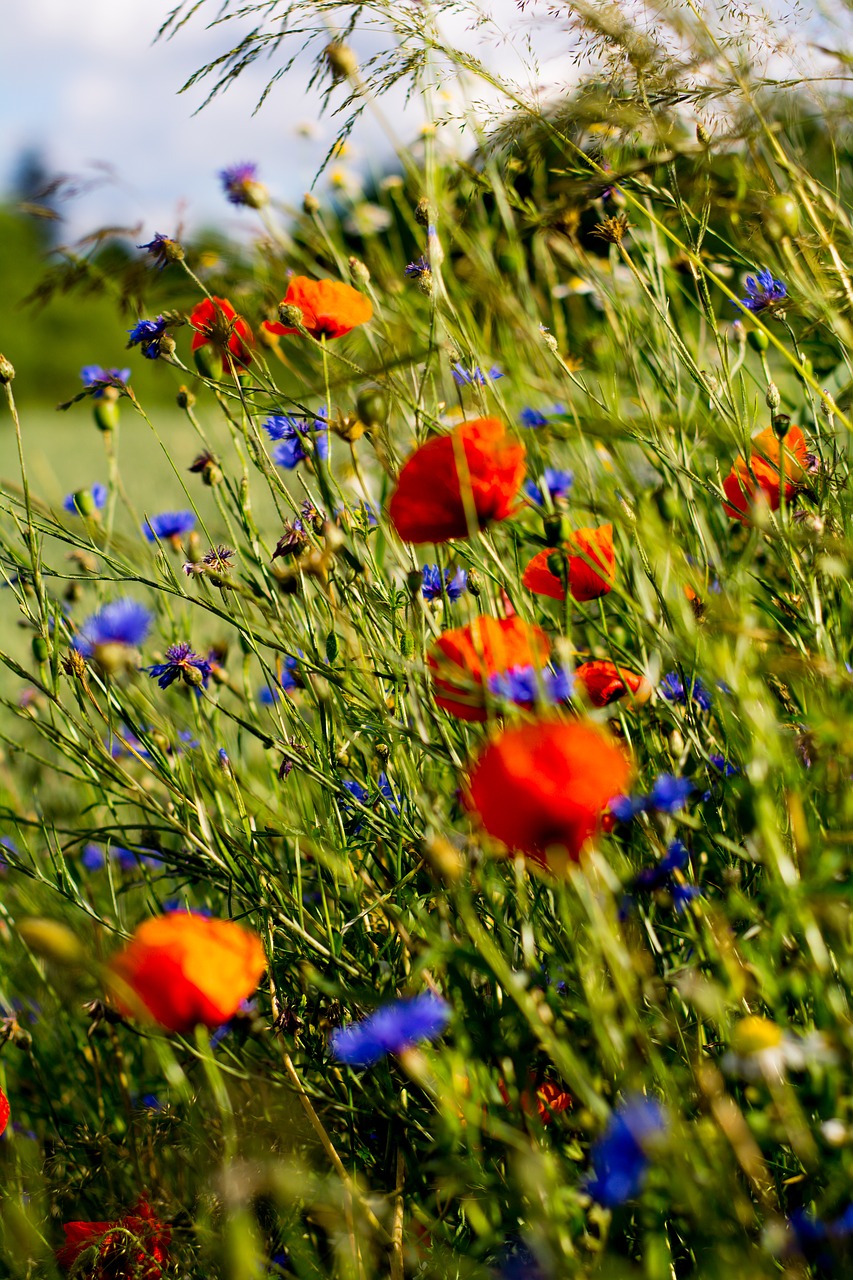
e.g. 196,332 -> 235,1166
138,232 -> 183,268
80,366 -> 130,399
452,362 -> 503,387
421,565 -> 468,601
330,992 -> 450,1067
219,162 -> 267,208
524,467 -> 574,506
128,316 -> 170,360
143,511 -> 196,542
63,484 -> 107,516
659,671 -> 712,711
146,643 -> 212,690
586,1095 -> 666,1206
737,268 -> 787,314
73,599 -> 153,656
263,410 -> 329,469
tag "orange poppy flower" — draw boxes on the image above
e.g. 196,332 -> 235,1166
428,615 -> 550,721
56,1198 -> 170,1279
465,719 -> 632,869
722,425 -> 807,522
499,1076 -> 573,1125
263,276 -> 372,340
574,660 -> 651,708
522,524 -> 615,602
389,417 -> 526,544
189,296 -> 253,370
108,913 -> 266,1034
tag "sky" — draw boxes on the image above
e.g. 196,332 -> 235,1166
0,0 -> 845,244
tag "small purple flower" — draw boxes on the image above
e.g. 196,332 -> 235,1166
404,255 -> 431,279
609,794 -> 643,823
80,366 -> 130,399
587,1095 -> 666,1207
524,468 -> 574,506
143,511 -> 196,542
659,671 -> 712,711
709,754 -> 738,777
421,565 -> 468,601
63,484 -> 107,516
620,840 -> 700,919
519,404 -> 565,429
264,410 -> 329,470
648,774 -> 694,814
452,362 -> 503,387
146,642 -> 212,690
219,162 -> 265,207
74,599 -> 153,656
330,992 -> 450,1067
487,665 -> 574,706
138,233 -> 181,268
341,772 -> 400,833
260,654 -> 301,703
128,316 -> 169,360
736,268 -> 787,315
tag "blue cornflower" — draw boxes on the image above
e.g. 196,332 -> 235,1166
81,843 -> 106,871
620,840 -> 700,919
524,467 -> 574,506
138,233 -> 182,268
260,654 -> 301,703
421,565 -> 468,601
0,837 -> 16,876
74,599 -> 153,656
264,410 -> 329,470
487,665 -> 574,707
737,268 -> 787,315
267,1251 -> 291,1275
80,366 -> 130,398
63,484 -> 107,516
108,727 -> 198,759
143,510 -> 196,542
128,316 -> 169,360
146,642 -> 212,690
330,992 -> 450,1067
404,255 -> 430,279
609,794 -> 643,823
671,883 -> 703,913
788,1204 -> 853,1272
81,843 -> 161,871
648,774 -> 694,814
519,403 -> 565,429
452,362 -> 503,386
586,1095 -> 666,1207
341,772 -> 400,833
659,671 -> 712,711
709,754 -> 738,777
496,1241 -> 546,1280
219,162 -> 266,207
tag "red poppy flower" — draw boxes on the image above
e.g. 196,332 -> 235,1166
465,719 -> 632,869
56,1198 -> 170,1278
108,913 -> 266,1034
0,1087 -> 8,1137
389,417 -> 526,544
189,296 -> 254,370
499,1076 -> 573,1125
722,425 -> 807,522
574,660 -> 651,708
263,276 -> 372,340
522,524 -> 615,602
428,616 -> 550,721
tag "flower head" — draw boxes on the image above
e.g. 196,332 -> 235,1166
421,565 -> 468,602
143,511 -> 196,543
138,233 -> 183,268
263,276 -> 372,341
452,362 -> 503,386
524,468 -> 574,506
56,1198 -> 170,1279
659,671 -> 712,711
389,417 -> 526,544
259,654 -> 302,702
263,410 -> 329,469
330,992 -> 450,1067
737,268 -> 787,315
80,366 -> 130,398
64,484 -> 107,516
574,660 -> 651,708
190,296 -> 253,370
128,317 -> 170,360
523,524 -> 615,602
145,643 -> 212,690
108,913 -> 266,1033
465,719 -> 632,869
219,162 -> 267,208
488,664 -> 574,707
404,255 -> 431,280
428,616 -> 551,721
722,425 -> 807,523
74,599 -> 153,657
587,1095 -> 666,1206
519,404 -> 564,429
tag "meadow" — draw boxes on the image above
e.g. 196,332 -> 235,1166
1,1 -> 853,1276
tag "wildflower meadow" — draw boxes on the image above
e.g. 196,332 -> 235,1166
3,0 -> 853,1275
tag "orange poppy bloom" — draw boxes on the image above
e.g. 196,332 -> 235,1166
389,417 -> 526,544
428,615 -> 550,721
499,1077 -> 573,1125
56,1198 -> 170,1278
189,296 -> 253,370
574,660 -> 651,708
263,276 -> 372,340
109,913 -> 266,1034
722,425 -> 807,522
465,719 -> 632,869
522,524 -> 615,602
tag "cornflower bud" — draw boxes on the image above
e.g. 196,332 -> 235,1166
349,256 -> 370,286
303,192 -> 321,215
747,329 -> 769,353
0,354 -> 15,384
176,385 -> 196,410
414,197 -> 432,226
765,382 -> 781,411
325,42 -> 358,79
278,302 -> 304,329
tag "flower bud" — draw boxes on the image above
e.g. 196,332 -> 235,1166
355,385 -> 388,428
325,42 -> 358,79
399,630 -> 416,659
696,122 -> 711,146
747,329 -> 769,353
176,385 -> 196,410
31,635 -> 49,663
18,918 -> 85,966
765,382 -> 781,411
0,354 -> 15,383
303,192 -> 321,216
182,664 -> 206,688
466,569 -> 481,597
414,197 -> 432,227
731,319 -> 746,346
278,302 -> 304,329
348,256 -> 370,287
763,194 -> 799,241
202,460 -> 223,487
772,413 -> 791,441
93,400 -> 120,433
71,488 -> 100,518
